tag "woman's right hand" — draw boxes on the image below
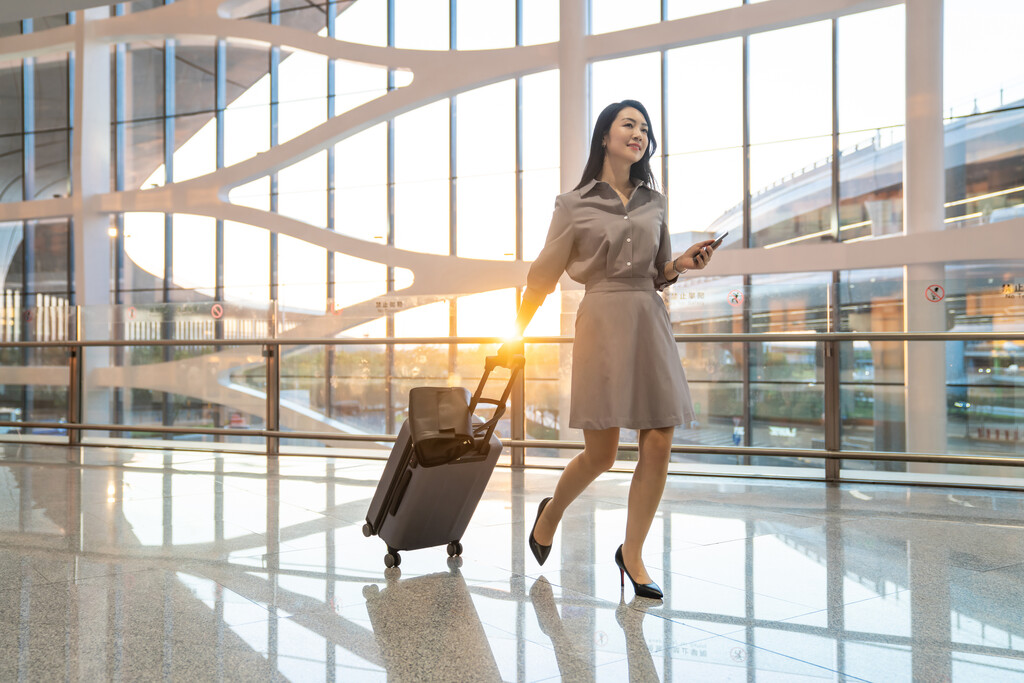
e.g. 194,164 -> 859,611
675,240 -> 716,271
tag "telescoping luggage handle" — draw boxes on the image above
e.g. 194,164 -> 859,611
453,353 -> 524,462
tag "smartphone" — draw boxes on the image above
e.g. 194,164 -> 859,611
696,231 -> 727,260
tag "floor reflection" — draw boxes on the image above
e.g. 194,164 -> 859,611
0,444 -> 1022,681
363,564 -> 503,682
531,576 -> 659,682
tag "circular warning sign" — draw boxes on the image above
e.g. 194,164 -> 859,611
128,306 -> 136,320
727,289 -> 745,307
925,284 -> 945,302
211,303 -> 224,319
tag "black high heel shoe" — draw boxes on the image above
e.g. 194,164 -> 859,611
529,497 -> 553,565
614,545 -> 663,599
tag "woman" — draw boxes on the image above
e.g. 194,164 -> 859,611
501,100 -> 715,599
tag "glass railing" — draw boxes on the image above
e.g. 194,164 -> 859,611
1,279 -> 1022,487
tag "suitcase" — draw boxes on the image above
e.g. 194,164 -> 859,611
362,354 -> 524,568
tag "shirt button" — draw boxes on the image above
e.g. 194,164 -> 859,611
623,215 -> 629,220
626,261 -> 631,266
626,238 -> 631,243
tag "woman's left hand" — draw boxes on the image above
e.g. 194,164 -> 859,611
497,338 -> 524,363
676,240 -> 716,270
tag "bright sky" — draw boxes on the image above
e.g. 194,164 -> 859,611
122,0 -> 1023,335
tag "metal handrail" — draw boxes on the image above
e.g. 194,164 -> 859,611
1,330 -> 1023,348
5,421 -> 1022,469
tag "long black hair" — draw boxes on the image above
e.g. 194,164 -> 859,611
573,99 -> 658,192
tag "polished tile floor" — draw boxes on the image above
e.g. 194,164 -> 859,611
1,443 -> 1023,681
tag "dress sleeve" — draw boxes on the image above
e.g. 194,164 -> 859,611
653,197 -> 678,292
522,195 -> 574,308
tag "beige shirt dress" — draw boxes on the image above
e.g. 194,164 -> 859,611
521,178 -> 696,431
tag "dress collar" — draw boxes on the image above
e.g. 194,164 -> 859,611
578,177 -> 649,197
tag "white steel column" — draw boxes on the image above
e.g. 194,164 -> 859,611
903,0 -> 946,462
72,9 -> 113,435
72,8 -> 111,307
557,0 -> 589,440
559,0 -> 588,194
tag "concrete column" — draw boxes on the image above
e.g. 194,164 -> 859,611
903,0 -> 947,462
558,0 -> 588,440
72,9 -> 113,431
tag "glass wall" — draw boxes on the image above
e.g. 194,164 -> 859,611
665,38 -> 743,252
0,22 -> 72,299
748,21 -> 833,249
944,0 -> 1024,227
0,1 -> 1021,485
0,17 -> 73,436
837,5 -> 905,241
837,267 -> 905,458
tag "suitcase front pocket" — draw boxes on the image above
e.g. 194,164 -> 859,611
389,469 -> 413,516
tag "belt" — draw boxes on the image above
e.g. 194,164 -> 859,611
584,277 -> 655,293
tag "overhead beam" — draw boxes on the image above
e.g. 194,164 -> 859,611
0,0 -> 109,23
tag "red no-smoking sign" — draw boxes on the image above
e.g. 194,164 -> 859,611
925,284 -> 945,302
211,303 -> 224,319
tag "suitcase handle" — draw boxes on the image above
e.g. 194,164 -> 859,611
467,355 -> 524,453
486,353 -> 525,372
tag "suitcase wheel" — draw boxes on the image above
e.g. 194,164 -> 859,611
384,550 -> 401,568
446,541 -> 464,558
362,523 -> 373,538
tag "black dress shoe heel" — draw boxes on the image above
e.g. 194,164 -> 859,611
614,544 -> 663,599
529,497 -> 554,565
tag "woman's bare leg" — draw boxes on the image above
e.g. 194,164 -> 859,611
621,426 -> 674,585
531,427 -> 620,546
